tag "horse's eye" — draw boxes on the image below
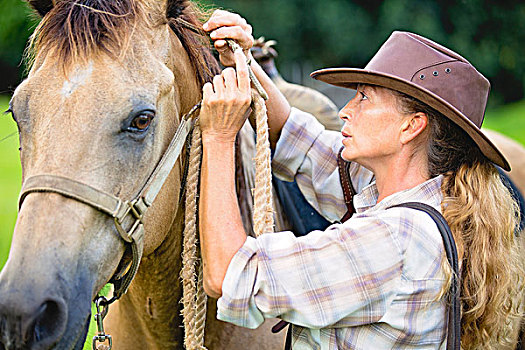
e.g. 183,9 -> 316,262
129,112 -> 154,132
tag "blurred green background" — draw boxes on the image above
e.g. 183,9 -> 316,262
0,1 -> 524,347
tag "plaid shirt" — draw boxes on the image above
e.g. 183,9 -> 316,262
218,108 -> 447,349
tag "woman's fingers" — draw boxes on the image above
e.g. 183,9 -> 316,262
222,68 -> 238,92
204,10 -> 252,34
234,51 -> 250,94
203,10 -> 254,67
200,56 -> 252,139
202,82 -> 214,100
212,74 -> 225,95
210,26 -> 254,51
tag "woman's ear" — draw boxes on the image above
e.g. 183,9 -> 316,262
400,112 -> 428,145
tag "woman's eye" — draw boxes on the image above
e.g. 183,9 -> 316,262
129,112 -> 154,132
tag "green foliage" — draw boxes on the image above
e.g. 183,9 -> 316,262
2,0 -> 525,103
485,100 -> 525,145
0,0 -> 38,66
200,0 -> 525,105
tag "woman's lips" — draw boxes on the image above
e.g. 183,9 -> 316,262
342,132 -> 352,146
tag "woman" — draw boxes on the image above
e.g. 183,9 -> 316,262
198,10 -> 523,349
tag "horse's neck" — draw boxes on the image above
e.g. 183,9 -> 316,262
106,202 -> 186,348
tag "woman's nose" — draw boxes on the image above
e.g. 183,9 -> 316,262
339,102 -> 354,122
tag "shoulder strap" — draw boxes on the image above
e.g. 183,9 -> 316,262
337,146 -> 356,222
388,202 -> 460,350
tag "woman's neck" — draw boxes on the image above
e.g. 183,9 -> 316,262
372,151 -> 430,202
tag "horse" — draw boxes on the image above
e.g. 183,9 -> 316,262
482,129 -> 525,194
482,129 -> 525,350
0,0 -> 284,348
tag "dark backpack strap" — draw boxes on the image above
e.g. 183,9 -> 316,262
337,146 -> 356,223
284,325 -> 293,350
272,319 -> 292,350
389,202 -> 460,350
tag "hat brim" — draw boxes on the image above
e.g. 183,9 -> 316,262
311,68 -> 510,171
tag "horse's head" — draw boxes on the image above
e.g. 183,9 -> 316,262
0,0 -> 217,348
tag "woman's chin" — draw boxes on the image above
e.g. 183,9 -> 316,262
340,147 -> 355,162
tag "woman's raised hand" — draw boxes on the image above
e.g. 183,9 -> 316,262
203,10 -> 254,67
200,50 -> 252,143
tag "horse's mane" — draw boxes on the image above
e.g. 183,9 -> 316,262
167,2 -> 221,86
27,0 -> 220,87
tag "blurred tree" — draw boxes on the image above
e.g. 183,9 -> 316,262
201,0 -> 525,105
0,0 -> 38,93
1,0 -> 524,105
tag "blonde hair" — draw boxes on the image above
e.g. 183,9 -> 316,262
394,90 -> 524,348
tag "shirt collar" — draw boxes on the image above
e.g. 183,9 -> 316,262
354,175 -> 444,213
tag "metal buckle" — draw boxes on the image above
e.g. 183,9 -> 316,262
93,296 -> 113,350
114,199 -> 143,243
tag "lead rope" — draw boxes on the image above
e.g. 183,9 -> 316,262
181,41 -> 274,349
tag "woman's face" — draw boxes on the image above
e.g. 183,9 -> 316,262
338,85 -> 407,169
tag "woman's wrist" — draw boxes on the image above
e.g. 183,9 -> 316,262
201,132 -> 237,145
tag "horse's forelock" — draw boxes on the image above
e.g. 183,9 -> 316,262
27,0 -> 220,88
28,0 -> 145,69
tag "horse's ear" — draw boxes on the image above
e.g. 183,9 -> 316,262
166,0 -> 188,18
26,0 -> 55,17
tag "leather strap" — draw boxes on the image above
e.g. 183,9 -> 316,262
18,115 -> 196,302
140,113 -> 197,206
388,202 -> 460,350
19,174 -> 125,218
337,146 -> 356,222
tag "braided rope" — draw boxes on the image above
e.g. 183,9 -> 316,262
194,261 -> 207,349
251,90 -> 274,236
181,53 -> 274,349
181,122 -> 202,350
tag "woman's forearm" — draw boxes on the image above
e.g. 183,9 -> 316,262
199,138 -> 247,298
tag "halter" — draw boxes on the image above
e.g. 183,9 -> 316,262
18,103 -> 200,304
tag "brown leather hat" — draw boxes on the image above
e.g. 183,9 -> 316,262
311,31 -> 510,171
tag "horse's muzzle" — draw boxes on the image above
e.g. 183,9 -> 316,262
0,285 -> 68,349
0,193 -> 113,350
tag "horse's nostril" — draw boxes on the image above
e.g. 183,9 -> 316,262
32,299 -> 67,345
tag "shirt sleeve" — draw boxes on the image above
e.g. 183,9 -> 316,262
217,214 -> 403,330
272,108 -> 374,222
